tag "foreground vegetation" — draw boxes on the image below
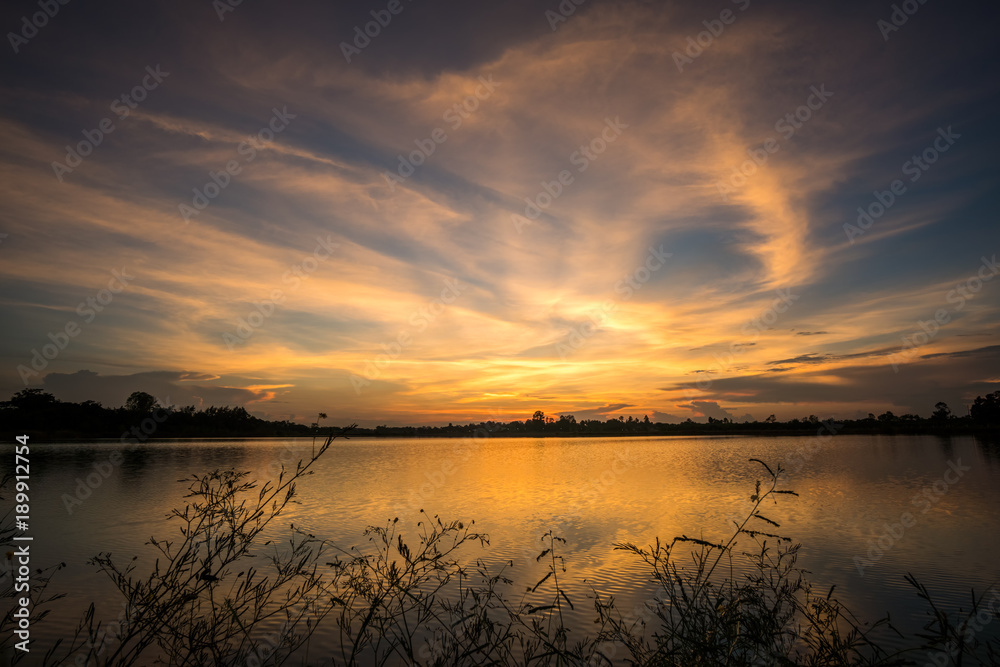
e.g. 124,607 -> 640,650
4,389 -> 1000,441
3,425 -> 999,666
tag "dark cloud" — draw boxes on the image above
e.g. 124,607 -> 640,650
667,346 -> 1000,416
651,411 -> 683,423
565,403 -> 636,421
767,347 -> 899,366
41,370 -> 263,409
677,400 -> 735,421
768,353 -> 831,365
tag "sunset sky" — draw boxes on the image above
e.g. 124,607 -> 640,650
1,0 -> 998,426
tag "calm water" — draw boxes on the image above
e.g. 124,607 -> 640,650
5,434 -> 1000,664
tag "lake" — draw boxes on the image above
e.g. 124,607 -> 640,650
5,433 -> 1000,664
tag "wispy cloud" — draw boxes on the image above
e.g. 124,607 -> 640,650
1,0 -> 998,424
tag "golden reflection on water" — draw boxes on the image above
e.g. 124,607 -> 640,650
14,434 -> 1000,658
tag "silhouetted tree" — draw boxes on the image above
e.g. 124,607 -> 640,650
970,391 -> 1000,424
125,391 -> 159,415
5,388 -> 58,411
931,402 -> 952,420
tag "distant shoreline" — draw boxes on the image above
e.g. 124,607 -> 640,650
9,425 -> 1000,444
4,388 -> 999,442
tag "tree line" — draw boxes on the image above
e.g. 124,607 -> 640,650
0,389 -> 312,441
2,388 -> 999,441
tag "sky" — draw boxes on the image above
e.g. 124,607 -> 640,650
1,0 -> 999,426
